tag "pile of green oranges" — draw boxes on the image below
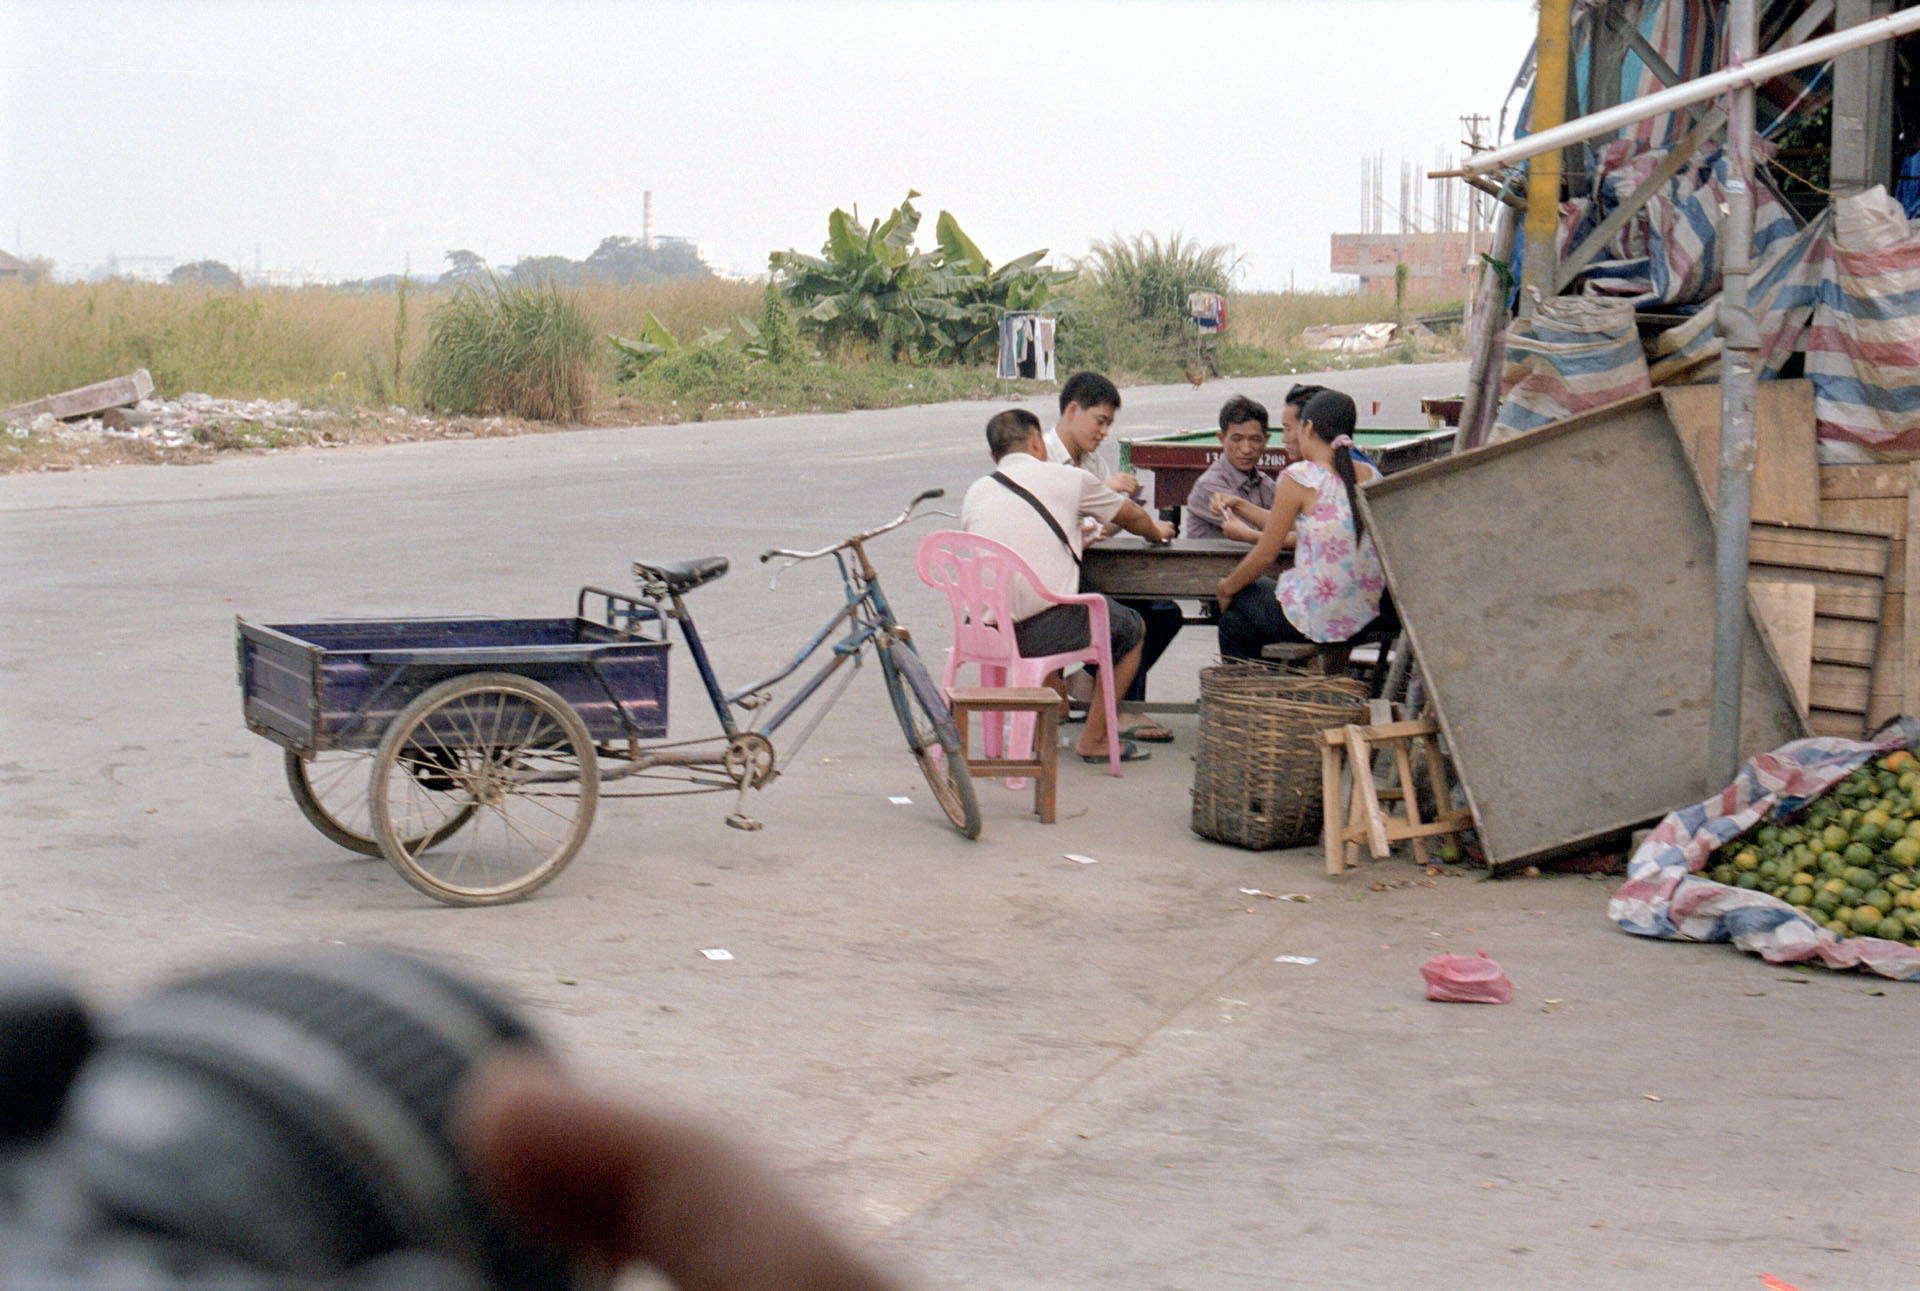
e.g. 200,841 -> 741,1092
1705,750 -> 1920,945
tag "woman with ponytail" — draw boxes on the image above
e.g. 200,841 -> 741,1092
1212,388 -> 1389,664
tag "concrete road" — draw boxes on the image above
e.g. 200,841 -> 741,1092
3,363 -> 1915,1290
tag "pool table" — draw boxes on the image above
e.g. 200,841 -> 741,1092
1116,426 -> 1456,510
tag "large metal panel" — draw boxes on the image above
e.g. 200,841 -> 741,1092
1358,393 -> 1807,870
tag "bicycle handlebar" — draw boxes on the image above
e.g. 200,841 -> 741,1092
758,488 -> 947,564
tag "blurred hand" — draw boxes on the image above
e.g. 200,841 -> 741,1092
457,1056 -> 905,1291
1150,519 -> 1175,544
1102,472 -> 1139,497
1220,517 -> 1261,545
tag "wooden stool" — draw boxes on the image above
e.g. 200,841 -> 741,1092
945,686 -> 1061,823
1319,714 -> 1471,873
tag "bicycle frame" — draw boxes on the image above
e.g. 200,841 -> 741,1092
581,491 -> 949,804
674,538 -> 903,742
564,488 -> 980,837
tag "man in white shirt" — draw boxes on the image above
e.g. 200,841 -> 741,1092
1042,370 -> 1138,501
1039,371 -> 1184,739
959,407 -> 1175,762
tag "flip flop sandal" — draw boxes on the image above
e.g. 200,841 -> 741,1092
1079,739 -> 1150,764
1120,722 -> 1175,744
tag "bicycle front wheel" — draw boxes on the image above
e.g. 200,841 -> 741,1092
884,640 -> 981,840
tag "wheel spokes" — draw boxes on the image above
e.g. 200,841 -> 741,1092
372,676 -> 597,903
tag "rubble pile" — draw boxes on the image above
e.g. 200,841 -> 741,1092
5,393 -> 342,450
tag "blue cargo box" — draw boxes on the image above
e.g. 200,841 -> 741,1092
237,616 -> 670,755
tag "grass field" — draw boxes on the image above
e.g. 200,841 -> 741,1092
0,278 -> 1454,418
0,278 -> 769,409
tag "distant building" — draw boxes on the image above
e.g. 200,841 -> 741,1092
0,249 -> 28,282
1330,231 -> 1478,304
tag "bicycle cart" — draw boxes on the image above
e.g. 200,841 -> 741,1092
237,491 -> 979,907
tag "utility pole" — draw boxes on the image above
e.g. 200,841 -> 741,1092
1462,113 -> 1490,310
1709,0 -> 1760,786
1521,0 -> 1572,316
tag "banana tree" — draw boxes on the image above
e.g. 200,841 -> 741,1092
771,192 -> 1072,365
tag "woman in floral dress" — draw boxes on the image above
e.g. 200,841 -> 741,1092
1212,389 -> 1389,665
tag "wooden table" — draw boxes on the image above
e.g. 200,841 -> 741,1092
1080,538 -> 1278,599
1076,539 -> 1282,714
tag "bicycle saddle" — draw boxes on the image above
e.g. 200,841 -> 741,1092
632,556 -> 730,593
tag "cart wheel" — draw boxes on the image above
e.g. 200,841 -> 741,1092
885,641 -> 981,840
285,749 -> 474,857
369,672 -> 598,906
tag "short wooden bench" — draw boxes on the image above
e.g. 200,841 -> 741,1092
1319,713 -> 1470,873
945,686 -> 1061,824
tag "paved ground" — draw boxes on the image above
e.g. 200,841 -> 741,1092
3,364 -> 1915,1290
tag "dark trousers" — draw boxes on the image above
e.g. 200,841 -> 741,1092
1217,579 -> 1309,660
1116,597 -> 1183,702
1083,599 -> 1183,701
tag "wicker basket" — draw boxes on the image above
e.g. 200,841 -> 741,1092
1191,662 -> 1370,849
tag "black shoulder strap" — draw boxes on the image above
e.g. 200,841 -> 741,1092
991,470 -> 1080,566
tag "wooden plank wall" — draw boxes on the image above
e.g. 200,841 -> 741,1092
1818,463 -> 1919,727
1747,523 -> 1890,737
1665,381 -> 1821,526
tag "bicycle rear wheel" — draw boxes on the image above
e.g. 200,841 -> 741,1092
884,640 -> 981,840
369,671 -> 597,906
285,748 -> 474,857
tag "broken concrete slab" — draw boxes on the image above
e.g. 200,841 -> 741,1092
1301,321 -> 1399,354
1,368 -> 154,425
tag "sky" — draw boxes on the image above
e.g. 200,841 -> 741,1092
0,0 -> 1537,291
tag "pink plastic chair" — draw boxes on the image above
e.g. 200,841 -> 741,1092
915,530 -> 1122,776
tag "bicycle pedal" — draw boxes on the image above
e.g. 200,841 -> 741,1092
724,812 -> 764,832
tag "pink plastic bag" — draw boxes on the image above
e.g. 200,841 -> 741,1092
1420,950 -> 1513,1004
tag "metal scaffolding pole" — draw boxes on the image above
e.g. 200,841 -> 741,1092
1709,0 -> 1761,786
1520,0 -> 1573,314
1447,5 -> 1920,180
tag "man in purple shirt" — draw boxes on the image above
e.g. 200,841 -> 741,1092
1185,394 -> 1277,543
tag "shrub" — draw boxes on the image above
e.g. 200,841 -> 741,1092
1055,232 -> 1242,378
770,192 -> 1070,365
415,279 -> 597,421
1079,232 -> 1239,335
756,281 -> 801,364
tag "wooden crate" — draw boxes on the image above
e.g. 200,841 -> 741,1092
1746,523 -> 1891,738
1818,463 -> 1919,728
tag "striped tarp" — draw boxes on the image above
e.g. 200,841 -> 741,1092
1513,0 -> 1831,153
1568,139 -> 1802,308
1491,294 -> 1652,440
1646,207 -> 1830,383
1609,717 -> 1920,982
1803,186 -> 1920,453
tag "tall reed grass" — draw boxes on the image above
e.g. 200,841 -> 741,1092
415,280 -> 598,421
0,274 -> 1435,417
0,278 -> 762,408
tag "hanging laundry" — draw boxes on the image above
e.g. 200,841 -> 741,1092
996,312 -> 1056,380
996,315 -> 1020,378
